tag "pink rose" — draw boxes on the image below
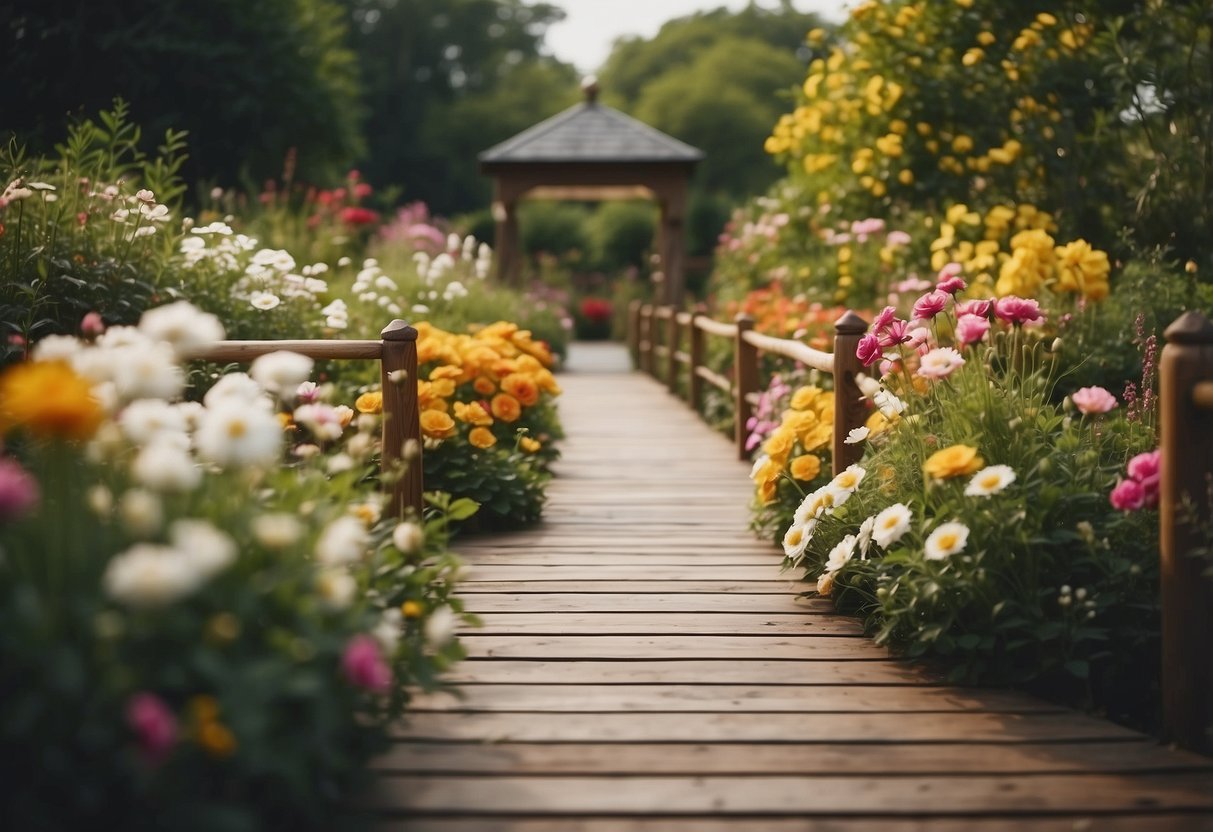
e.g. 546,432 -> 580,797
871,305 -> 897,332
342,634 -> 392,694
912,290 -> 950,320
1127,450 -> 1161,506
126,693 -> 177,763
993,296 -> 1044,326
954,313 -> 990,346
1109,478 -> 1146,512
1072,386 -> 1118,415
878,319 -> 911,348
80,311 -> 106,337
956,299 -> 993,318
0,458 -> 39,522
856,333 -> 883,367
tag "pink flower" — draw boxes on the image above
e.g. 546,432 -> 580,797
937,262 -> 963,280
878,319 -> 911,348
1110,478 -> 1146,512
906,326 -> 931,351
81,312 -> 106,337
1072,386 -> 1118,415
955,314 -> 990,346
0,458 -> 39,522
916,347 -> 966,380
871,306 -> 897,332
1127,450 -> 1161,506
126,693 -> 177,763
886,230 -> 912,247
342,635 -> 392,694
856,333 -> 883,367
955,299 -> 993,318
879,358 -> 900,377
993,296 -> 1044,326
936,275 -> 967,295
912,290 -> 950,320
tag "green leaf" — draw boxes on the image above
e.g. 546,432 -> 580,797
447,498 -> 480,521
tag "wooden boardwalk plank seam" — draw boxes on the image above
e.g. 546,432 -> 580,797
368,343 -> 1213,831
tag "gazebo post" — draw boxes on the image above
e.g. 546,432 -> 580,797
657,188 -> 687,307
492,181 -> 522,287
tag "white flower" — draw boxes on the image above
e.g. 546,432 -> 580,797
250,351 -> 314,398
872,503 -> 912,549
794,485 -> 835,525
135,188 -> 155,203
88,484 -> 114,516
315,516 -> 369,566
315,568 -> 358,610
873,388 -> 906,419
828,464 -> 866,498
424,605 -> 458,648
844,426 -> 870,445
781,522 -> 812,560
138,299 -> 226,354
103,544 -> 201,607
111,343 -> 185,402
132,441 -> 201,492
293,403 -> 344,441
373,607 -> 403,652
392,521 -> 425,554
204,372 -> 272,410
120,399 -> 189,445
824,534 -> 857,574
857,515 -> 876,558
251,513 -> 303,549
816,569 -> 836,597
32,335 -> 83,361
374,275 -> 398,291
140,203 -> 171,223
917,346 -> 966,380
327,453 -> 356,474
195,403 -> 282,468
249,291 -> 281,310
964,464 -> 1017,497
749,453 -> 771,481
924,521 -> 970,560
169,519 -> 236,579
119,489 -> 163,537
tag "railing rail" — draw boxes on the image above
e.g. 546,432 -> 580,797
628,300 -> 868,474
185,320 -> 423,519
1159,310 -> 1213,755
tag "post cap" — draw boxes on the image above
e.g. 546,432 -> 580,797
1165,311 -> 1213,345
834,309 -> 869,335
381,320 -> 419,341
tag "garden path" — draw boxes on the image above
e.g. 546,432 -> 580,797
368,342 -> 1213,831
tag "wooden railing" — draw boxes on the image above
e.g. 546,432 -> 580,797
1159,310 -> 1213,755
185,320 -> 423,519
628,300 -> 869,475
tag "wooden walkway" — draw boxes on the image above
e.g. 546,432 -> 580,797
369,342 -> 1213,831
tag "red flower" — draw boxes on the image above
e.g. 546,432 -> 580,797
580,297 -> 613,323
340,207 -> 379,227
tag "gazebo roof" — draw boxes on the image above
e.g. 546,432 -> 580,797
479,89 -> 703,168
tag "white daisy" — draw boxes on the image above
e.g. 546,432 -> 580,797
250,351 -> 314,398
964,464 -> 1017,497
138,301 -> 225,356
856,515 -> 877,558
204,372 -> 272,410
827,464 -> 866,506
315,516 -> 370,566
872,503 -> 913,549
824,534 -> 857,574
131,441 -> 201,492
103,544 -> 200,607
249,291 -> 281,310
169,519 -> 236,579
252,513 -> 303,549
782,522 -> 812,560
195,402 -> 282,468
924,521 -> 970,560
844,426 -> 870,445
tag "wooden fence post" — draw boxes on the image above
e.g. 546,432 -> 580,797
666,306 -> 681,394
832,310 -> 869,476
689,310 -> 706,413
1159,310 -> 1213,754
380,320 -> 423,519
639,304 -> 653,376
627,299 -> 642,366
734,314 -> 758,461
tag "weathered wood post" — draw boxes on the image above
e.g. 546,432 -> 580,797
832,310 -> 869,476
734,314 -> 758,461
627,299 -> 642,366
688,309 -> 706,413
1159,311 -> 1213,754
380,320 -> 423,519
666,306 -> 681,394
639,304 -> 654,376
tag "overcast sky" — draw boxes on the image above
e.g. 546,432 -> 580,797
544,0 -> 849,75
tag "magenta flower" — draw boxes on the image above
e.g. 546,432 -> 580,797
0,458 -> 39,522
81,311 -> 106,337
1127,450 -> 1161,492
871,305 -> 897,332
878,319 -> 911,349
342,634 -> 392,694
912,290 -> 950,321
1109,478 -> 1146,511
936,275 -> 967,295
993,296 -> 1044,326
126,693 -> 177,763
956,299 -> 993,318
856,333 -> 883,367
1072,386 -> 1118,415
955,313 -> 990,346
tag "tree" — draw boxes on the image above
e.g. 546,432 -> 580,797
0,0 -> 364,185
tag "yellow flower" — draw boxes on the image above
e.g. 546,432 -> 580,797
490,394 -> 521,423
520,436 -> 541,454
923,445 -> 984,479
419,410 -> 456,439
799,423 -> 833,453
1053,239 -> 1110,300
468,426 -> 497,449
0,360 -> 105,441
763,429 -> 795,464
790,386 -> 823,411
355,391 -> 383,414
198,720 -> 237,758
454,400 -> 493,427
429,365 -> 462,381
790,454 -> 822,481
401,600 -> 424,619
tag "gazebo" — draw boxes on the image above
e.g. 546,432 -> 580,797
478,78 -> 704,306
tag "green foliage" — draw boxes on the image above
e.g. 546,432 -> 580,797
424,441 -> 548,530
584,201 -> 657,272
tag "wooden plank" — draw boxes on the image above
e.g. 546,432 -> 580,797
442,659 -> 941,685
407,684 -> 1062,714
392,711 -> 1139,743
460,566 -> 790,581
456,613 -> 864,635
365,773 -> 1213,814
374,740 -> 1212,776
456,594 -> 832,614
459,635 -> 883,660
454,553 -> 783,566
371,816 -> 1213,832
456,581 -> 805,594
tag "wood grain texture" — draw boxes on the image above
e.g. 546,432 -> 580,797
369,343 -> 1213,827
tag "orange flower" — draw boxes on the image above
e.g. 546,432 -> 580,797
429,365 -> 462,381
519,436 -> 541,453
454,400 -> 493,426
419,410 -> 456,439
401,600 -> 424,618
790,454 -> 822,481
0,360 -> 105,440
501,373 -> 540,407
355,391 -> 383,414
923,444 -> 984,479
197,720 -> 237,758
429,379 -> 456,398
473,376 -> 497,396
468,426 -> 497,449
490,393 -> 521,423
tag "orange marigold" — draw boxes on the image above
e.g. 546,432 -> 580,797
490,393 -> 521,423
355,391 -> 383,414
0,360 -> 105,440
468,426 -> 497,449
419,410 -> 456,439
501,373 -> 540,407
